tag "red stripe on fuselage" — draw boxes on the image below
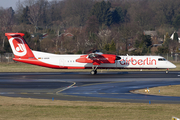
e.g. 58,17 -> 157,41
13,58 -> 61,69
13,58 -> 86,69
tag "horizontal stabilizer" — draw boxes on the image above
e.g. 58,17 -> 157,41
5,33 -> 25,37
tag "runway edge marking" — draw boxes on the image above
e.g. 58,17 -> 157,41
56,82 -> 76,94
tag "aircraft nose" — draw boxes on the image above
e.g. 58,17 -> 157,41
169,62 -> 176,69
172,63 -> 176,68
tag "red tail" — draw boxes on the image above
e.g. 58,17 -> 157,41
5,33 -> 35,59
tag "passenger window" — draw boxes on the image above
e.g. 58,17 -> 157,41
158,58 -> 166,61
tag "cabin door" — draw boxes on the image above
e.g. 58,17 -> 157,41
59,59 -> 64,68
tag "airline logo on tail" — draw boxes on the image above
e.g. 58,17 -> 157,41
9,37 -> 27,56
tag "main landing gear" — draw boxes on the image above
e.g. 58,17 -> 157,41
90,65 -> 98,75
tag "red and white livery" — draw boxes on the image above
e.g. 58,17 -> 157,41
5,33 -> 176,74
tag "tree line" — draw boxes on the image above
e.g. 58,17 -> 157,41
0,0 -> 180,55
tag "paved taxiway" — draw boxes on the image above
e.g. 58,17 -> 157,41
0,71 -> 180,103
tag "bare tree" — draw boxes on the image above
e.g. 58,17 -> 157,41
78,27 -> 89,53
22,0 -> 44,33
0,7 -> 15,48
23,0 -> 37,7
15,0 -> 24,18
28,3 -> 43,33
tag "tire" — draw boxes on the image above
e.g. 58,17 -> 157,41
90,70 -> 97,75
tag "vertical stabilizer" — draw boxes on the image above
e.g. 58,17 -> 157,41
5,33 -> 35,59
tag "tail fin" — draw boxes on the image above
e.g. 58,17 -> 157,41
5,33 -> 35,59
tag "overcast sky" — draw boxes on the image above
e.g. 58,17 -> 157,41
0,0 -> 55,10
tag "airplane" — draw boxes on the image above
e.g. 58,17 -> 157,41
5,33 -> 176,74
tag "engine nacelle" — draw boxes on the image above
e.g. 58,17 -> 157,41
76,54 -> 121,65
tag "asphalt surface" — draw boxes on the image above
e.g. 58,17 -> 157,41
0,71 -> 180,104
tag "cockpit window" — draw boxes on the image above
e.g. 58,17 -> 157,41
158,58 -> 166,61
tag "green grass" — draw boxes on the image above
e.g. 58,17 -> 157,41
137,85 -> 180,97
0,96 -> 179,120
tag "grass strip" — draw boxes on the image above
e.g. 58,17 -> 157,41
0,96 -> 180,120
137,85 -> 180,97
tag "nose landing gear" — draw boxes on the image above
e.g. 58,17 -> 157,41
166,68 -> 169,74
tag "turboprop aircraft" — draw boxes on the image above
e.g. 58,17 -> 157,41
5,33 -> 176,74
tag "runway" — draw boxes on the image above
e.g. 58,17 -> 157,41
0,71 -> 180,103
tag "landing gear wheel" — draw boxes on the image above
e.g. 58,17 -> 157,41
90,70 -> 97,75
91,65 -> 98,75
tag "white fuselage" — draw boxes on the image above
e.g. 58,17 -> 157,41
32,50 -> 176,69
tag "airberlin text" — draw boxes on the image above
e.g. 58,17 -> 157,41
120,58 -> 156,65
